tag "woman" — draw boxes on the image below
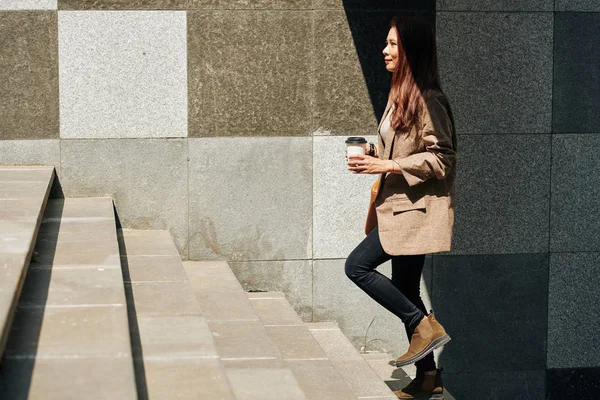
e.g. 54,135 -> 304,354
345,16 -> 457,399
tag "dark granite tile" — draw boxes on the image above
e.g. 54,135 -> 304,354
555,1 -> 600,12
188,10 -> 312,137
553,12 -> 600,133
547,367 -> 600,400
437,0 -> 552,11
443,370 -> 546,400
548,253 -> 600,368
437,12 -> 553,134
0,12 -> 58,140
450,135 -> 551,255
58,0 -> 187,10
550,135 -> 600,252
432,253 -> 548,373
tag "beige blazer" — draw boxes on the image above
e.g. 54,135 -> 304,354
374,89 -> 457,255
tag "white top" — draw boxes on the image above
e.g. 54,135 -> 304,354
379,106 -> 394,147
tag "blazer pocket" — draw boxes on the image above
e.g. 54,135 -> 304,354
390,196 -> 426,214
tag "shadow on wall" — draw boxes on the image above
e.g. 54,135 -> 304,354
342,0 -> 435,120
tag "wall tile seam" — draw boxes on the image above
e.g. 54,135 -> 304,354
314,252 -> 553,261
437,10 -> 555,14
196,250 -> 600,263
546,11 -> 555,383
546,366 -> 600,371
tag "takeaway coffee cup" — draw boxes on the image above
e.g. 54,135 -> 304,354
345,137 -> 367,158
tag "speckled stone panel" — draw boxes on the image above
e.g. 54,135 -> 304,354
437,12 -> 553,134
432,253 -> 548,373
228,260 -> 313,321
189,0 -> 311,9
188,11 -> 311,138
444,370 -> 546,400
437,0 -> 552,11
58,0 -> 186,10
60,139 -> 189,257
555,1 -> 600,11
0,12 -> 58,140
548,252 -> 600,369
313,135 -> 378,259
313,10 -> 390,136
58,11 -> 187,139
450,134 -> 551,255
0,0 -> 56,9
313,257 -> 434,366
553,12 -> 600,133
551,135 -> 600,252
188,137 -> 312,261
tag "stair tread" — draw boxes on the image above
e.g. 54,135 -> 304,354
0,166 -> 54,361
0,197 -> 137,399
306,322 -> 397,398
245,291 -> 361,399
184,262 -> 325,399
122,230 -> 234,400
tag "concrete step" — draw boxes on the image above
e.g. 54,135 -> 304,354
361,352 -> 456,400
248,292 -> 360,400
184,261 -> 309,400
0,197 -> 137,399
0,166 -> 54,361
119,229 -> 234,400
306,321 -> 397,399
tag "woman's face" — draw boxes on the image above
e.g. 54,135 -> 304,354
383,27 -> 400,72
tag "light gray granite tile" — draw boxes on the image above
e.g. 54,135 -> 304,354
229,260 -> 313,321
58,11 -> 187,139
60,139 -> 189,256
188,137 -> 312,261
0,0 -> 56,9
313,135 -> 378,259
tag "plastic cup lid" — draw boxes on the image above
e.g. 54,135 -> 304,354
345,136 -> 367,144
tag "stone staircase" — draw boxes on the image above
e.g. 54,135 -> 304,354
0,165 -> 451,399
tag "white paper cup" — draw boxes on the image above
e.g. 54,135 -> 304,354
345,137 -> 367,157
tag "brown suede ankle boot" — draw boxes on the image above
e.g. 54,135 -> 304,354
393,368 -> 444,399
395,312 -> 450,367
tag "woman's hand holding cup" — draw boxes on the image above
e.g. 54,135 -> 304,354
347,154 -> 392,174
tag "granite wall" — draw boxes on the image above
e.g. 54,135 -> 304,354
1,1 -> 599,398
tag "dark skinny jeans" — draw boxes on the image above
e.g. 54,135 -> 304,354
345,226 -> 436,372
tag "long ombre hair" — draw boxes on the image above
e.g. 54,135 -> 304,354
389,16 -> 441,131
